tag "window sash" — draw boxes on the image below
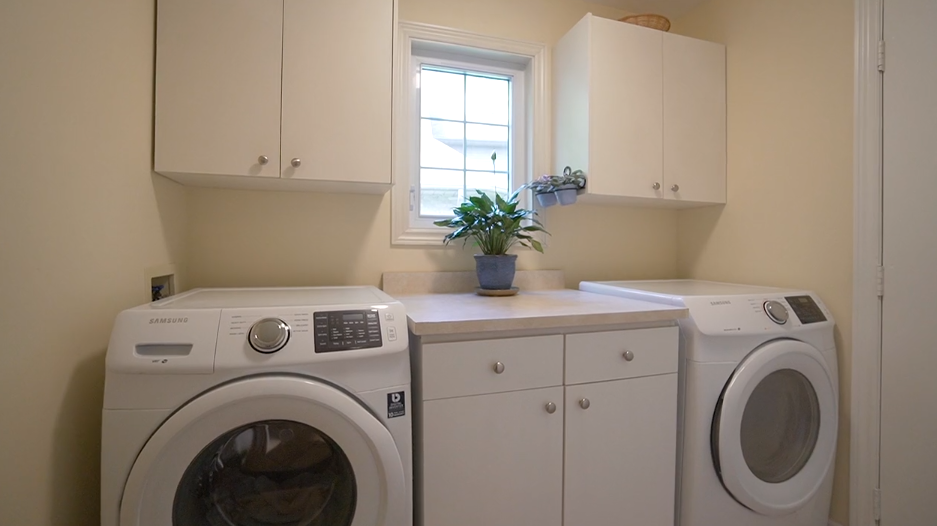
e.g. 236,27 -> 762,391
409,53 -> 527,230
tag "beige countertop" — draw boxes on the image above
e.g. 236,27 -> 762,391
397,289 -> 688,336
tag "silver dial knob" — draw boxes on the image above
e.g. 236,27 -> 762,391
671,184 -> 680,192
258,155 -> 269,165
291,158 -> 302,168
652,182 -> 661,190
764,301 -> 790,325
579,398 -> 591,410
545,402 -> 557,414
249,318 -> 291,353
493,361 -> 505,374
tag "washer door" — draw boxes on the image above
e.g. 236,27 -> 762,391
120,376 -> 406,526
711,340 -> 837,516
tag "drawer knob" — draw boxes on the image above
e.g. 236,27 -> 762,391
291,158 -> 302,168
623,350 -> 635,362
545,402 -> 557,414
493,361 -> 505,374
579,398 -> 591,410
258,155 -> 269,165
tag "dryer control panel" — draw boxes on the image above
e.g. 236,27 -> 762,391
784,295 -> 828,324
314,309 -> 383,352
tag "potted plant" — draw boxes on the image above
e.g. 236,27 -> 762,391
433,189 -> 548,292
526,166 -> 586,207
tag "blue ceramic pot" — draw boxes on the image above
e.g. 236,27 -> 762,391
474,254 -> 518,290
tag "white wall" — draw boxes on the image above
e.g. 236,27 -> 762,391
0,1 -> 187,524
670,1 -> 854,523
185,0 -> 679,290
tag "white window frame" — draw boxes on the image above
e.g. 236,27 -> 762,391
392,22 -> 549,246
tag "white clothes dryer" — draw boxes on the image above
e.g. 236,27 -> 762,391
579,280 -> 838,526
101,287 -> 412,526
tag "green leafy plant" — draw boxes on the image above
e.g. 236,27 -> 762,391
527,168 -> 587,194
433,189 -> 548,254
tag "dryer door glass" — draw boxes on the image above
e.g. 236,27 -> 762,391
739,369 -> 820,483
173,420 -> 356,526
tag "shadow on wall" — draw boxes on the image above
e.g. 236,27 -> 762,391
677,206 -> 724,274
50,350 -> 106,525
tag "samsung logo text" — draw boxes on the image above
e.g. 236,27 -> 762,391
149,317 -> 189,325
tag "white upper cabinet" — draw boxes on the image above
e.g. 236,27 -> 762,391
663,32 -> 727,205
281,0 -> 392,186
554,14 -> 726,207
155,0 -> 283,180
155,0 -> 394,194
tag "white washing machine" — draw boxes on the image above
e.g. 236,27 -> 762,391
101,287 -> 412,526
579,280 -> 838,526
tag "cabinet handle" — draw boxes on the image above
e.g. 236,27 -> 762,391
671,184 -> 680,192
652,182 -> 661,190
545,402 -> 557,414
623,350 -> 635,362
579,398 -> 591,410
291,158 -> 302,168
258,155 -> 269,165
493,361 -> 505,374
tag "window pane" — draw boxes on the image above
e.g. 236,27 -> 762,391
465,123 -> 509,171
420,169 -> 464,217
421,69 -> 464,121
466,75 -> 509,125
466,170 -> 510,199
421,119 -> 464,170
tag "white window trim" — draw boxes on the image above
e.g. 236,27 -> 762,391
392,21 -> 549,246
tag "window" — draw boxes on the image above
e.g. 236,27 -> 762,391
392,23 -> 547,246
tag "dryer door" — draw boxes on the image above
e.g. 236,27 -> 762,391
119,376 -> 406,526
711,339 -> 837,516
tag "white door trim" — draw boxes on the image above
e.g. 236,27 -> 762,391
851,1 -> 883,525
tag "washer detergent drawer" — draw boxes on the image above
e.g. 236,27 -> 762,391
565,327 -> 678,385
421,335 -> 564,400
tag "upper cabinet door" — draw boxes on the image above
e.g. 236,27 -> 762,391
155,0 -> 283,178
589,17 -> 663,200
663,33 -> 726,204
281,0 -> 393,185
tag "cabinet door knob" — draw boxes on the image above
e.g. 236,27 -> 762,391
545,402 -> 557,414
291,158 -> 302,168
652,182 -> 661,190
258,155 -> 269,165
493,361 -> 505,374
671,184 -> 680,192
623,350 -> 635,362
579,398 -> 591,410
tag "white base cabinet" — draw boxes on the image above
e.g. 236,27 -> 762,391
413,326 -> 679,526
565,375 -> 677,526
422,388 -> 564,526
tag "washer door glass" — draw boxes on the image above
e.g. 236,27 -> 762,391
119,376 -> 407,526
711,339 -> 837,516
173,420 -> 356,526
740,370 -> 821,483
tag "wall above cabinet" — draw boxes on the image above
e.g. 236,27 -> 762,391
554,14 -> 726,208
154,0 -> 394,194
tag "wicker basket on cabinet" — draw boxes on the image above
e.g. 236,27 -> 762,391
619,14 -> 671,32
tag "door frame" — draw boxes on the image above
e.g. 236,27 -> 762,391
852,0 -> 884,525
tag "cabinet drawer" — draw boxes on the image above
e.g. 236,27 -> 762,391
565,327 -> 678,385
422,335 -> 564,400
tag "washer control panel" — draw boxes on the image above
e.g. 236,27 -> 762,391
314,309 -> 382,353
784,295 -> 828,324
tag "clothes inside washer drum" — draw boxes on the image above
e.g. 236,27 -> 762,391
173,420 -> 357,526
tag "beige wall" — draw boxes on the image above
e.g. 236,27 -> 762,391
671,1 -> 854,523
0,1 -> 187,524
185,0 -> 680,290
